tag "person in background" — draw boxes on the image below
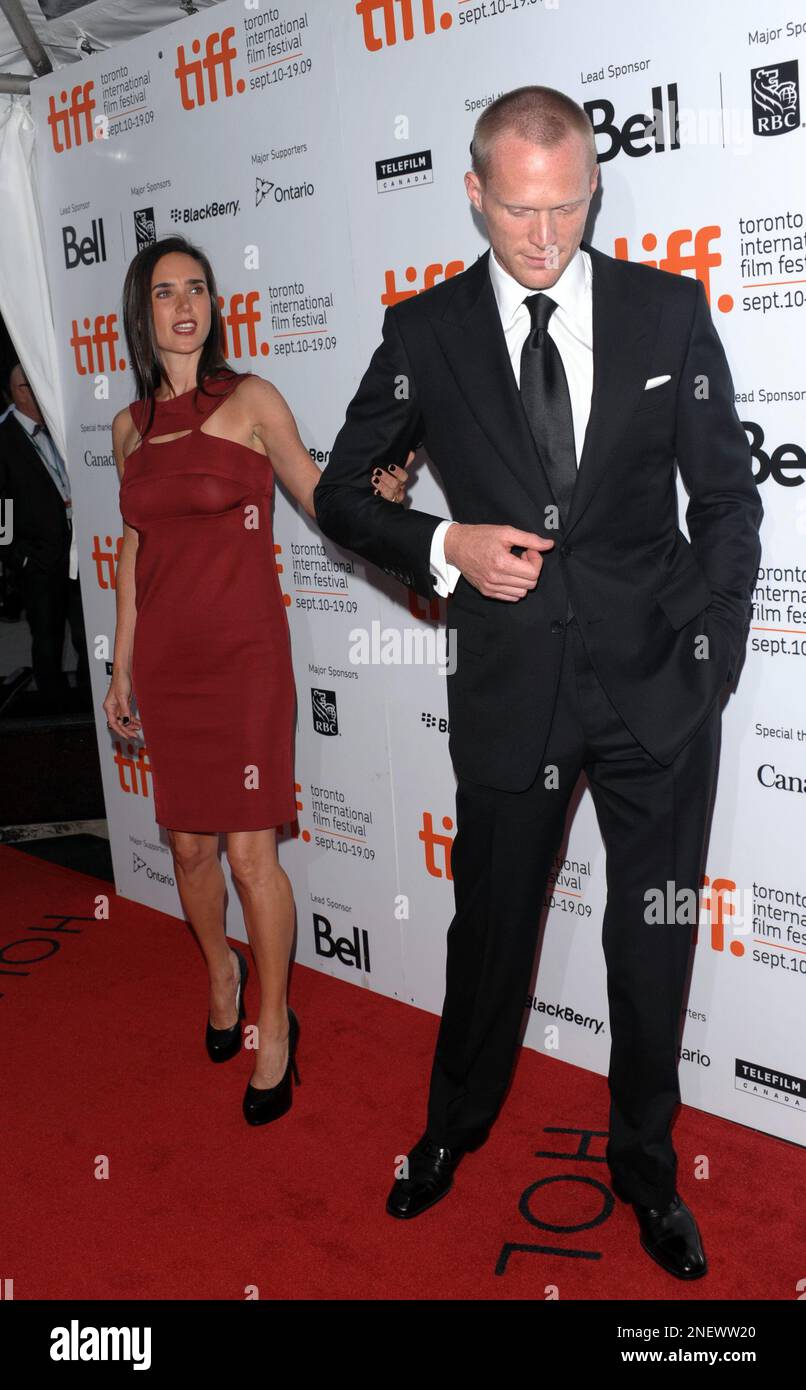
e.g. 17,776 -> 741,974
0,362 -> 89,710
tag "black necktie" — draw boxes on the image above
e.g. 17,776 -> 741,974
519,293 -> 577,526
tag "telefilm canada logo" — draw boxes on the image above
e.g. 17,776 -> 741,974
133,206 -> 156,250
311,688 -> 338,736
375,149 -> 434,193
751,61 -> 800,136
735,1058 -> 804,1108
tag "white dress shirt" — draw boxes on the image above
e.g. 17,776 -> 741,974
428,242 -> 593,595
11,404 -> 78,580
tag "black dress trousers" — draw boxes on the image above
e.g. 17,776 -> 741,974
426,612 -> 721,1207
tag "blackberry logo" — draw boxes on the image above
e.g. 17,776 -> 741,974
169,198 -> 240,224
421,711 -> 449,732
133,207 -> 155,249
312,688 -> 338,736
751,61 -> 800,136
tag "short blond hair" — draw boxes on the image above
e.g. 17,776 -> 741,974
470,85 -> 597,182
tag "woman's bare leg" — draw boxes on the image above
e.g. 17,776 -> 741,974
168,828 -> 240,1027
226,828 -> 295,1088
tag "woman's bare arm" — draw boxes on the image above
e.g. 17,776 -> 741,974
103,409 -> 142,736
246,375 -> 410,518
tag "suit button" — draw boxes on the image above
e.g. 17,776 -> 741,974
561,544 -> 573,557
551,619 -> 565,634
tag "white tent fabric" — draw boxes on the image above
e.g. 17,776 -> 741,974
0,1 -> 221,571
0,93 -> 66,452
0,2 -> 218,77
0,93 -> 76,568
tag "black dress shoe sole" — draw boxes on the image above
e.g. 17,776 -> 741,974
639,1236 -> 708,1280
386,1177 -> 455,1220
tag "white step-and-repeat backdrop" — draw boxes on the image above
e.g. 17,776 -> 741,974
28,0 -> 805,1146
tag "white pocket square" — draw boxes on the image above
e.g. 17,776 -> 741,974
644,374 -> 671,389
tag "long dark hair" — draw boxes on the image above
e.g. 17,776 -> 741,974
121,234 -> 236,439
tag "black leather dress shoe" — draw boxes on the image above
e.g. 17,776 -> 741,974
635,1192 -> 708,1279
386,1134 -> 466,1219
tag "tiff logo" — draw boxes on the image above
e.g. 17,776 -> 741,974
613,224 -> 732,312
175,27 -> 244,110
47,82 -> 96,153
356,0 -> 453,52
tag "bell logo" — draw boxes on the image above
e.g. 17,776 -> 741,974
47,82 -> 96,153
175,27 -> 244,111
356,0 -> 453,53
313,913 -> 371,973
585,82 -> 681,163
613,225 -> 732,312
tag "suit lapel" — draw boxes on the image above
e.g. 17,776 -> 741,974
567,240 -> 659,532
430,240 -> 661,535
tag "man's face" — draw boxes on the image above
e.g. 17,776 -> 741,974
465,131 -> 599,289
9,365 -> 43,423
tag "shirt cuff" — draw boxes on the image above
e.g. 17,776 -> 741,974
429,519 -> 461,597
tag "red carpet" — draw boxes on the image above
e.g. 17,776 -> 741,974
1,842 -> 799,1300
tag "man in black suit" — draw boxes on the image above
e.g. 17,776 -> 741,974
314,86 -> 762,1279
0,362 -> 88,708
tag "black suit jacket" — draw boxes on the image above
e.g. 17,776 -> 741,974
0,410 -> 71,576
314,239 -> 763,788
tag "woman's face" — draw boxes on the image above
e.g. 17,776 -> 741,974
148,251 -> 212,364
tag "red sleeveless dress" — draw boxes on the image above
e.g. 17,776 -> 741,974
119,370 -> 297,832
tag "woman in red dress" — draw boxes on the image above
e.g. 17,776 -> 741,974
103,235 -> 409,1125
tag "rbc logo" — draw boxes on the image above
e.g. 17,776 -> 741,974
751,61 -> 800,136
311,688 -> 338,737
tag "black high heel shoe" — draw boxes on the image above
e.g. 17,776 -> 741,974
242,1006 -> 300,1125
205,947 -> 248,1063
